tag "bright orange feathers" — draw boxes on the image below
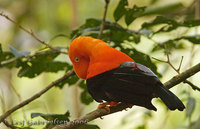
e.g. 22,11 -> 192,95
69,36 -> 134,79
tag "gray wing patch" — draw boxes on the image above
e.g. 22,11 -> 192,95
119,61 -> 157,77
136,63 -> 157,77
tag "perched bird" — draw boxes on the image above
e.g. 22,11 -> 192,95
68,36 -> 185,111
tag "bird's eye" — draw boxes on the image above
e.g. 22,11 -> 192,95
74,57 -> 79,62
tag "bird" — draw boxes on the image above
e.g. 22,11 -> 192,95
68,36 -> 185,111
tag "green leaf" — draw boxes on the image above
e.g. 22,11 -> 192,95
114,2 -> 182,26
121,48 -> 161,77
113,0 -> 128,22
142,16 -> 200,33
65,75 -> 79,85
56,74 -> 79,89
31,111 -> 70,129
79,81 -> 94,105
142,16 -> 178,32
151,35 -> 200,52
8,45 -> 30,57
125,5 -> 146,26
186,97 -> 196,118
71,18 -> 141,44
17,50 -> 71,78
31,111 -> 70,121
151,40 -> 185,52
75,124 -> 100,129
180,35 -> 200,44
142,3 -> 183,16
0,44 -> 15,68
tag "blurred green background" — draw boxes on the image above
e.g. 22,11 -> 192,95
0,0 -> 200,129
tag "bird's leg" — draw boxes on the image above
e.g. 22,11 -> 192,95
98,101 -> 120,113
125,104 -> 134,111
98,101 -> 120,119
109,101 -> 119,107
98,102 -> 111,113
128,104 -> 134,108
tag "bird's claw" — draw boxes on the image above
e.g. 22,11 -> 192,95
97,101 -> 119,114
98,102 -> 111,113
125,104 -> 134,111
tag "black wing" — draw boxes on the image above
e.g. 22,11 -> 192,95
86,62 -> 185,111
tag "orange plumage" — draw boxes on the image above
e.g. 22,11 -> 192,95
69,36 -> 134,79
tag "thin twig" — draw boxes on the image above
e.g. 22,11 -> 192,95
0,70 -> 75,123
177,56 -> 184,72
184,80 -> 200,92
10,82 -> 28,124
163,45 -> 199,91
53,103 -> 131,129
53,62 -> 200,129
3,120 -> 17,129
3,120 -> 27,129
98,0 -> 110,39
0,12 -> 67,55
0,89 -> 6,114
164,44 -> 180,73
164,62 -> 200,89
0,57 -> 18,66
152,57 -> 167,63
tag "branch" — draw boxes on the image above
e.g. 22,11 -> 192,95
98,0 -> 110,39
53,103 -> 131,129
0,70 -> 74,123
3,120 -> 23,129
184,80 -> 200,92
163,45 -> 199,90
153,45 -> 199,92
0,12 -> 67,55
164,62 -> 200,89
0,49 -> 60,66
53,62 -> 200,129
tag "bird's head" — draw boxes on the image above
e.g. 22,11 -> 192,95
68,36 -> 106,79
69,36 -> 134,79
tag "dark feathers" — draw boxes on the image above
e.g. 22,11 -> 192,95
86,62 -> 185,111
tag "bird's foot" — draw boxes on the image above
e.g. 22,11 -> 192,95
98,102 -> 111,113
125,104 -> 134,111
97,101 -> 119,113
98,101 -> 119,119
128,104 -> 133,108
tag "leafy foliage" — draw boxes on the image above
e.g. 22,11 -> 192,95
125,6 -> 146,26
142,16 -> 200,34
31,111 -> 70,129
0,44 -> 15,68
113,0 -> 128,22
17,55 -> 69,78
71,18 -> 140,44
114,0 -> 183,26
1,0 -> 200,128
0,46 -> 72,78
31,111 -> 70,121
79,80 -> 94,105
121,48 -> 161,77
56,74 -> 78,89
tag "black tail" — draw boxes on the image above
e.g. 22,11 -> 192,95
155,82 -> 185,111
